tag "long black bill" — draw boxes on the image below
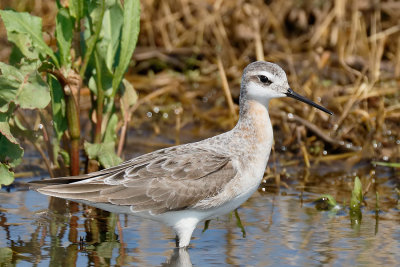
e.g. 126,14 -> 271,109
286,88 -> 333,115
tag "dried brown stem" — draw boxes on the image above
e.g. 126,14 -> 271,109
217,56 -> 237,122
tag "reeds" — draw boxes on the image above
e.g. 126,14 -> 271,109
133,0 -> 400,164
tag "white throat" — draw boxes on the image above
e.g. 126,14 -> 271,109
246,81 -> 285,108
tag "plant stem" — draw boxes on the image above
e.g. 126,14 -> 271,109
47,69 -> 81,176
65,92 -> 81,176
93,50 -> 104,144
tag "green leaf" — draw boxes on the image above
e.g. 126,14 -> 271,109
314,194 -> 339,211
96,3 -> 123,71
7,31 -> 39,61
121,79 -> 138,117
103,113 -> 118,143
9,45 -> 25,66
69,0 -> 87,23
85,2 -> 123,97
0,10 -> 59,67
350,177 -> 363,210
38,60 -> 56,73
0,163 -> 15,187
47,76 -> 67,168
0,115 -> 24,168
0,62 -> 51,110
84,141 -> 122,168
111,0 -> 140,97
350,177 -> 363,227
88,54 -> 114,97
48,75 -> 67,140
59,149 -> 70,166
56,8 -> 73,66
80,0 -> 106,77
372,161 -> 400,168
0,63 -> 20,112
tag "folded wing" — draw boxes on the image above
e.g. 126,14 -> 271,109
36,145 -> 238,214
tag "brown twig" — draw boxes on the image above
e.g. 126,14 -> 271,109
217,55 -> 237,122
283,112 -> 359,152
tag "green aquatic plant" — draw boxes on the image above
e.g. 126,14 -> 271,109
372,161 -> 400,168
315,177 -> 364,228
0,0 -> 140,185
349,176 -> 363,228
202,209 -> 246,238
313,194 -> 340,211
350,177 -> 363,210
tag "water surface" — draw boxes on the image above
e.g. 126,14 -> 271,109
0,161 -> 398,266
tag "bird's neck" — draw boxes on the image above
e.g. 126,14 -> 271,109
234,100 -> 273,147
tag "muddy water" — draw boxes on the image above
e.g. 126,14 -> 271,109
0,134 -> 399,266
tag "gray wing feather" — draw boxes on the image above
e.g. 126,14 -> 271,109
37,145 -> 237,214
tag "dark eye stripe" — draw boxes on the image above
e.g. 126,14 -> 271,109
258,75 -> 272,84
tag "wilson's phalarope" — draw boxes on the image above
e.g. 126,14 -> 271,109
32,61 -> 332,248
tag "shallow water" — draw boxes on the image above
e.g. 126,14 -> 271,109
0,161 -> 399,266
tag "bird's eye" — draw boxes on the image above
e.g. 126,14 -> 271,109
258,75 -> 271,84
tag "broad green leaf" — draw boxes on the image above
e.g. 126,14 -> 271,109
47,76 -> 67,168
85,1 -> 122,96
10,116 -> 41,144
96,3 -> 123,71
88,53 -> 114,96
99,96 -> 116,140
120,79 -> 137,133
0,112 -> 17,144
56,8 -> 73,66
69,0 -> 87,23
0,62 -> 51,110
111,0 -> 140,97
0,133 -> 23,168
120,79 -> 138,118
0,163 -> 14,187
0,114 -> 24,168
17,67 -> 51,110
80,0 -> 105,77
0,63 -> 21,112
7,31 -> 39,60
9,45 -> 25,66
103,113 -> 118,143
48,75 -> 67,140
84,141 -> 122,168
0,10 -> 59,67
